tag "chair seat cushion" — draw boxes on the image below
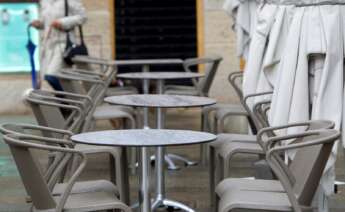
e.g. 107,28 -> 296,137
216,178 -> 283,197
106,86 -> 138,96
217,141 -> 264,159
93,105 -> 134,120
164,85 -> 199,96
210,134 -> 256,149
215,105 -> 248,118
53,180 -> 119,196
55,191 -> 130,211
75,144 -> 122,156
218,189 -> 291,212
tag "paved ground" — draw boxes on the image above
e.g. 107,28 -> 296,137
0,109 -> 345,211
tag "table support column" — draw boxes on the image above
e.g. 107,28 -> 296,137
156,79 -> 165,202
142,65 -> 150,129
143,79 -> 150,128
139,147 -> 151,212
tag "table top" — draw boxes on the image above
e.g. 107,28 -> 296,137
105,94 -> 216,108
117,72 -> 204,80
71,129 -> 217,147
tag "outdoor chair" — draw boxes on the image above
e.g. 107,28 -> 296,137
164,56 -> 223,97
50,72 -> 139,174
3,133 -> 131,212
51,71 -> 138,132
0,124 -> 121,197
208,91 -> 335,209
25,91 -> 130,204
215,128 -> 340,212
200,72 -> 250,164
72,55 -> 139,96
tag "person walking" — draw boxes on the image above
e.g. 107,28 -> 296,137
30,0 -> 87,90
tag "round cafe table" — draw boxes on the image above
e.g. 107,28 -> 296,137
117,71 -> 204,125
117,72 -> 204,170
105,94 -> 216,211
72,129 -> 216,212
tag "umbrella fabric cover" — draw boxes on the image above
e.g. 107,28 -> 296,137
243,4 -> 294,108
269,3 -> 345,211
223,0 -> 260,60
26,26 -> 38,89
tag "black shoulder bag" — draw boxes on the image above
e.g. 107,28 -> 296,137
63,0 -> 88,65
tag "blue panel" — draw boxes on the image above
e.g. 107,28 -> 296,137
0,3 -> 40,72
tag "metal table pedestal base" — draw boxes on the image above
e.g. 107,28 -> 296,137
150,154 -> 198,170
152,198 -> 195,212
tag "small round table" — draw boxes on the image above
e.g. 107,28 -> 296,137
117,71 -> 203,96
105,94 -> 216,211
117,72 -> 205,170
71,129 -> 216,212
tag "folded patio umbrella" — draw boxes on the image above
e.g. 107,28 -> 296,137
243,4 -> 294,108
268,2 -> 345,211
26,25 -> 38,89
223,0 -> 260,60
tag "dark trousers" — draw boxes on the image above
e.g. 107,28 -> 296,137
45,75 -> 64,91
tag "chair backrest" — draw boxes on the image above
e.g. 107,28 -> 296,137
184,56 -> 223,96
228,71 -> 244,101
3,134 -> 85,211
240,91 -> 273,134
26,91 -> 84,134
72,56 -> 116,77
265,129 -> 339,211
52,74 -> 108,132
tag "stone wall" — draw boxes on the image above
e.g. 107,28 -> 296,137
204,0 -> 239,103
0,0 -> 240,115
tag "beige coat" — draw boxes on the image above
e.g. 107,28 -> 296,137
39,0 -> 87,76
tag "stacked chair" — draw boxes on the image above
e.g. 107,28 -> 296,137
2,129 -> 131,211
3,62 -> 141,208
51,69 -> 138,132
24,89 -> 131,203
164,56 -> 223,97
200,72 -> 250,164
214,124 -> 339,212
163,56 -> 224,164
72,55 -> 139,96
206,73 -> 339,211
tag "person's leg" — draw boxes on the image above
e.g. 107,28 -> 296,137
44,75 -> 64,91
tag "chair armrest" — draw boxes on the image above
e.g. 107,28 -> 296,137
266,130 -> 340,156
0,123 -> 73,137
34,90 -> 92,103
243,91 -> 273,106
61,68 -> 105,78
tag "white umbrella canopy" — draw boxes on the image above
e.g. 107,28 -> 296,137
268,2 -> 345,211
242,4 -> 294,108
223,0 -> 261,60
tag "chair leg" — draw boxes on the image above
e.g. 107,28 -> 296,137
124,116 -> 137,175
213,116 -> 219,134
217,117 -> 226,134
201,112 -> 210,165
223,157 -> 231,180
110,149 -> 130,205
215,194 -> 220,212
109,154 -> 116,183
209,146 -> 216,211
215,156 -> 224,189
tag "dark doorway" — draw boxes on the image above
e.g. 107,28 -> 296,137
114,0 -> 198,76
